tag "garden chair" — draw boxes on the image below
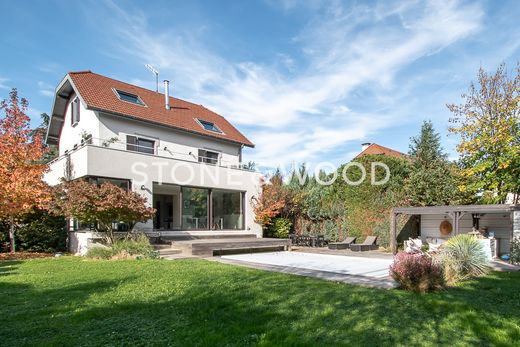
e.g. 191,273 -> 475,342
350,236 -> 378,252
328,236 -> 356,250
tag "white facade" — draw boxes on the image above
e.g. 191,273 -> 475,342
45,76 -> 263,254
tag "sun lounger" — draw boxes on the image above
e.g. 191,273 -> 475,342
350,236 -> 378,252
328,236 -> 356,250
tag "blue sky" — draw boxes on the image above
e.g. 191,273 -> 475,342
1,0 -> 519,171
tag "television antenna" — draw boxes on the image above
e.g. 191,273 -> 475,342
145,64 -> 159,92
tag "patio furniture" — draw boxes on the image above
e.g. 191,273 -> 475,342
328,236 -> 356,250
350,236 -> 378,252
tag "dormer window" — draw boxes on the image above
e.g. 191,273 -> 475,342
115,89 -> 145,106
197,119 -> 223,133
71,97 -> 80,126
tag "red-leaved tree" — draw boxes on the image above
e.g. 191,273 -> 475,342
50,180 -> 155,244
0,89 -> 49,252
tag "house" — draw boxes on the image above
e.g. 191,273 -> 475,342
355,142 -> 406,159
390,204 -> 520,257
44,71 -> 263,253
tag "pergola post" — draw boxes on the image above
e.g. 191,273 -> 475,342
390,211 -> 399,254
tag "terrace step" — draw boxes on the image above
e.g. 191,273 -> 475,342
157,248 -> 183,256
171,237 -> 290,257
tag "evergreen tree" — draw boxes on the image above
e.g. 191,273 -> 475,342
406,120 -> 457,206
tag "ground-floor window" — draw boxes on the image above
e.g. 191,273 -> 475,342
181,187 -> 209,230
162,185 -> 245,230
211,189 -> 243,230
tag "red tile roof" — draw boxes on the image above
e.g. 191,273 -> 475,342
354,143 -> 406,159
67,71 -> 254,147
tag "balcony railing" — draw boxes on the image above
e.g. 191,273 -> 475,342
49,136 -> 255,171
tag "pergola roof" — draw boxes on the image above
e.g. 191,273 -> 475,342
392,204 -> 520,215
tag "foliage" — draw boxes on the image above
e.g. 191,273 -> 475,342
439,234 -> 490,284
0,89 -> 50,252
86,233 -> 159,259
510,237 -> 520,265
3,258 -> 519,346
389,252 -> 445,293
448,63 -> 520,204
266,217 -> 292,238
251,171 -> 289,226
85,245 -> 114,259
405,120 -> 458,206
8,209 -> 66,252
50,180 -> 155,244
335,155 -> 411,245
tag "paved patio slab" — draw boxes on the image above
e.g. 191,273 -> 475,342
218,251 -> 397,289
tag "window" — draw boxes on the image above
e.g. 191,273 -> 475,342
181,187 -> 208,230
197,119 -> 222,133
198,149 -> 219,165
87,176 -> 131,190
71,97 -> 80,126
115,89 -> 145,106
211,190 -> 244,230
126,135 -> 155,154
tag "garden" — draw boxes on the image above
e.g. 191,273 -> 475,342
1,257 -> 520,346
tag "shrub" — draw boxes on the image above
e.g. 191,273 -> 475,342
439,234 -> 489,284
15,209 -> 67,252
112,234 -> 159,259
510,237 -> 520,265
389,252 -> 445,293
86,245 -> 114,259
86,234 -> 159,260
0,209 -> 67,253
266,217 -> 292,238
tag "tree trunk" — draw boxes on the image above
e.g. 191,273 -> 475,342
9,217 -> 16,253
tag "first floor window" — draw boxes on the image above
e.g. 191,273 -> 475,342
126,135 -> 155,154
198,149 -> 219,165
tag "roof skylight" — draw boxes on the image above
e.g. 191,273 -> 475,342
115,89 -> 145,106
197,119 -> 223,133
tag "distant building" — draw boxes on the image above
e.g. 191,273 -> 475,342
355,142 -> 406,159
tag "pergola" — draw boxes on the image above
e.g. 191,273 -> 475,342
390,204 -> 520,254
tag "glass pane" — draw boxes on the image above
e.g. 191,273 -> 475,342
199,120 -> 221,133
198,149 -> 218,164
211,190 -> 243,230
181,187 -> 208,230
137,138 -> 155,154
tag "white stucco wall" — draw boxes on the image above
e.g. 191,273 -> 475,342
58,95 -> 100,156
420,213 -> 512,254
45,145 -> 263,237
97,113 -> 242,167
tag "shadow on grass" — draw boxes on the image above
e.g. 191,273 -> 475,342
1,259 -> 519,346
0,260 -> 22,277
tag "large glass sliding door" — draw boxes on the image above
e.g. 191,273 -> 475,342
211,190 -> 244,230
181,187 -> 208,230
180,187 -> 245,230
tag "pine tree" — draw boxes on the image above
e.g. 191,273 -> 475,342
406,120 -> 457,206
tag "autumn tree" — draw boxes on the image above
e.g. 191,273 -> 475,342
50,180 -> 155,244
448,63 -> 520,203
251,170 -> 289,227
405,120 -> 458,206
0,89 -> 49,252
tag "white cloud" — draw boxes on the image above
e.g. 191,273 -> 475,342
38,81 -> 55,97
0,77 -> 8,90
95,0 -> 483,168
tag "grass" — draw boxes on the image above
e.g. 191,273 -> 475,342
0,258 -> 519,346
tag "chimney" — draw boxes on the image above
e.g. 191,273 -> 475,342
361,142 -> 372,151
164,80 -> 170,110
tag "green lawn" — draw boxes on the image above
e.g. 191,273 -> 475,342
1,258 -> 519,346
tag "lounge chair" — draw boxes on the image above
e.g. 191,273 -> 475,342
350,236 -> 378,252
328,236 -> 357,250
